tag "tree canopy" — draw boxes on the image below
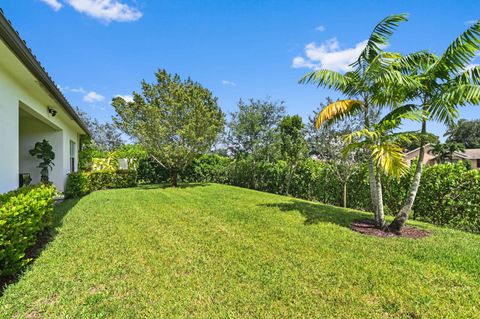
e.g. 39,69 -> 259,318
112,69 -> 225,186
445,119 -> 480,148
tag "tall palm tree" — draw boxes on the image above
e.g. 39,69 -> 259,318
300,14 -> 415,229
389,21 -> 480,232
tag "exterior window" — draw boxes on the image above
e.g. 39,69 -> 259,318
70,140 -> 76,173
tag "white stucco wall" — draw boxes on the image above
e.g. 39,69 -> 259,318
0,62 -> 82,193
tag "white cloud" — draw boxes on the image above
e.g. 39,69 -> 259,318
65,0 -> 143,22
292,37 -> 368,72
71,87 -> 87,94
39,0 -> 63,11
115,94 -> 134,102
221,80 -> 236,86
315,25 -> 326,32
38,0 -> 142,22
84,91 -> 105,103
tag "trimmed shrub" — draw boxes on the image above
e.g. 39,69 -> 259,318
65,170 -> 138,198
0,184 -> 56,279
65,172 -> 90,198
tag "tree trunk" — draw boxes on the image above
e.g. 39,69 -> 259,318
367,158 -> 379,221
342,182 -> 347,208
172,169 -> 178,187
375,172 -> 386,229
390,119 -> 427,232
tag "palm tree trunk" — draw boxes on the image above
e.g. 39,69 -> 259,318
375,172 -> 386,229
367,158 -> 379,221
390,119 -> 427,232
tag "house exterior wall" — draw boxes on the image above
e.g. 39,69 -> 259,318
0,63 -> 81,193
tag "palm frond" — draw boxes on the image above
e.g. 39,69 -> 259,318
299,69 -> 348,91
315,100 -> 363,128
372,142 -> 409,178
434,20 -> 480,76
378,104 -> 421,126
450,65 -> 480,86
392,51 -> 438,74
353,13 -> 409,68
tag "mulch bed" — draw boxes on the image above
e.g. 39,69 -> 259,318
350,219 -> 430,239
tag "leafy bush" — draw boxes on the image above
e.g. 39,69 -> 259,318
65,170 -> 138,198
0,184 -> 56,279
413,163 -> 480,232
65,172 -> 90,198
184,154 -> 232,184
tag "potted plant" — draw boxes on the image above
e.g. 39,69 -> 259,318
29,139 -> 55,183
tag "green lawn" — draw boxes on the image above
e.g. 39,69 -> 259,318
1,184 -> 479,318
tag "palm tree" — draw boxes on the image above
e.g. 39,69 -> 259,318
429,142 -> 465,164
300,14 -> 415,229
388,21 -> 480,232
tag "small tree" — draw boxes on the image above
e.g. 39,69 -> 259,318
278,115 -> 308,195
225,98 -> 285,188
29,139 -> 55,183
112,69 -> 225,187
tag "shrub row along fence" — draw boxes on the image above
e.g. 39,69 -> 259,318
65,170 -> 137,198
0,184 -> 56,279
138,154 -> 480,233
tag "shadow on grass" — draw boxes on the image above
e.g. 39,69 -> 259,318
260,200 -> 372,228
135,182 -> 210,190
0,198 -> 80,295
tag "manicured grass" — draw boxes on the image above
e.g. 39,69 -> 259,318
1,184 -> 479,318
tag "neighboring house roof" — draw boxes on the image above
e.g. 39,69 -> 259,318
0,9 -> 90,135
464,149 -> 480,159
405,145 -> 480,161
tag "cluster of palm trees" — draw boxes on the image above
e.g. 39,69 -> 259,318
301,14 -> 480,233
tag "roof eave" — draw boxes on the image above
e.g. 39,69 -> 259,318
0,9 -> 91,136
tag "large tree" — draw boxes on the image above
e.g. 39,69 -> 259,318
388,20 -> 480,232
445,119 -> 480,148
112,69 -> 225,187
278,115 -> 308,195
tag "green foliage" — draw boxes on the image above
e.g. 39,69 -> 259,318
137,157 -> 170,184
428,142 -> 466,163
225,98 -> 285,160
413,163 -> 480,232
65,172 -> 90,198
183,154 -> 231,184
29,139 -> 55,183
65,170 -> 138,198
0,184 -> 56,279
112,69 -> 225,186
445,118 -> 480,148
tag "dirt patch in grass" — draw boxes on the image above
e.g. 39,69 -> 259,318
351,219 -> 430,239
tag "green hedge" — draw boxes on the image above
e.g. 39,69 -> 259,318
66,170 -> 138,198
0,184 -> 56,279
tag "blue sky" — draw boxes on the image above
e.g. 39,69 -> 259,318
1,0 -> 479,139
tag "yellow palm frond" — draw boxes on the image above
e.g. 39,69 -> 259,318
371,142 -> 408,178
315,100 -> 363,129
